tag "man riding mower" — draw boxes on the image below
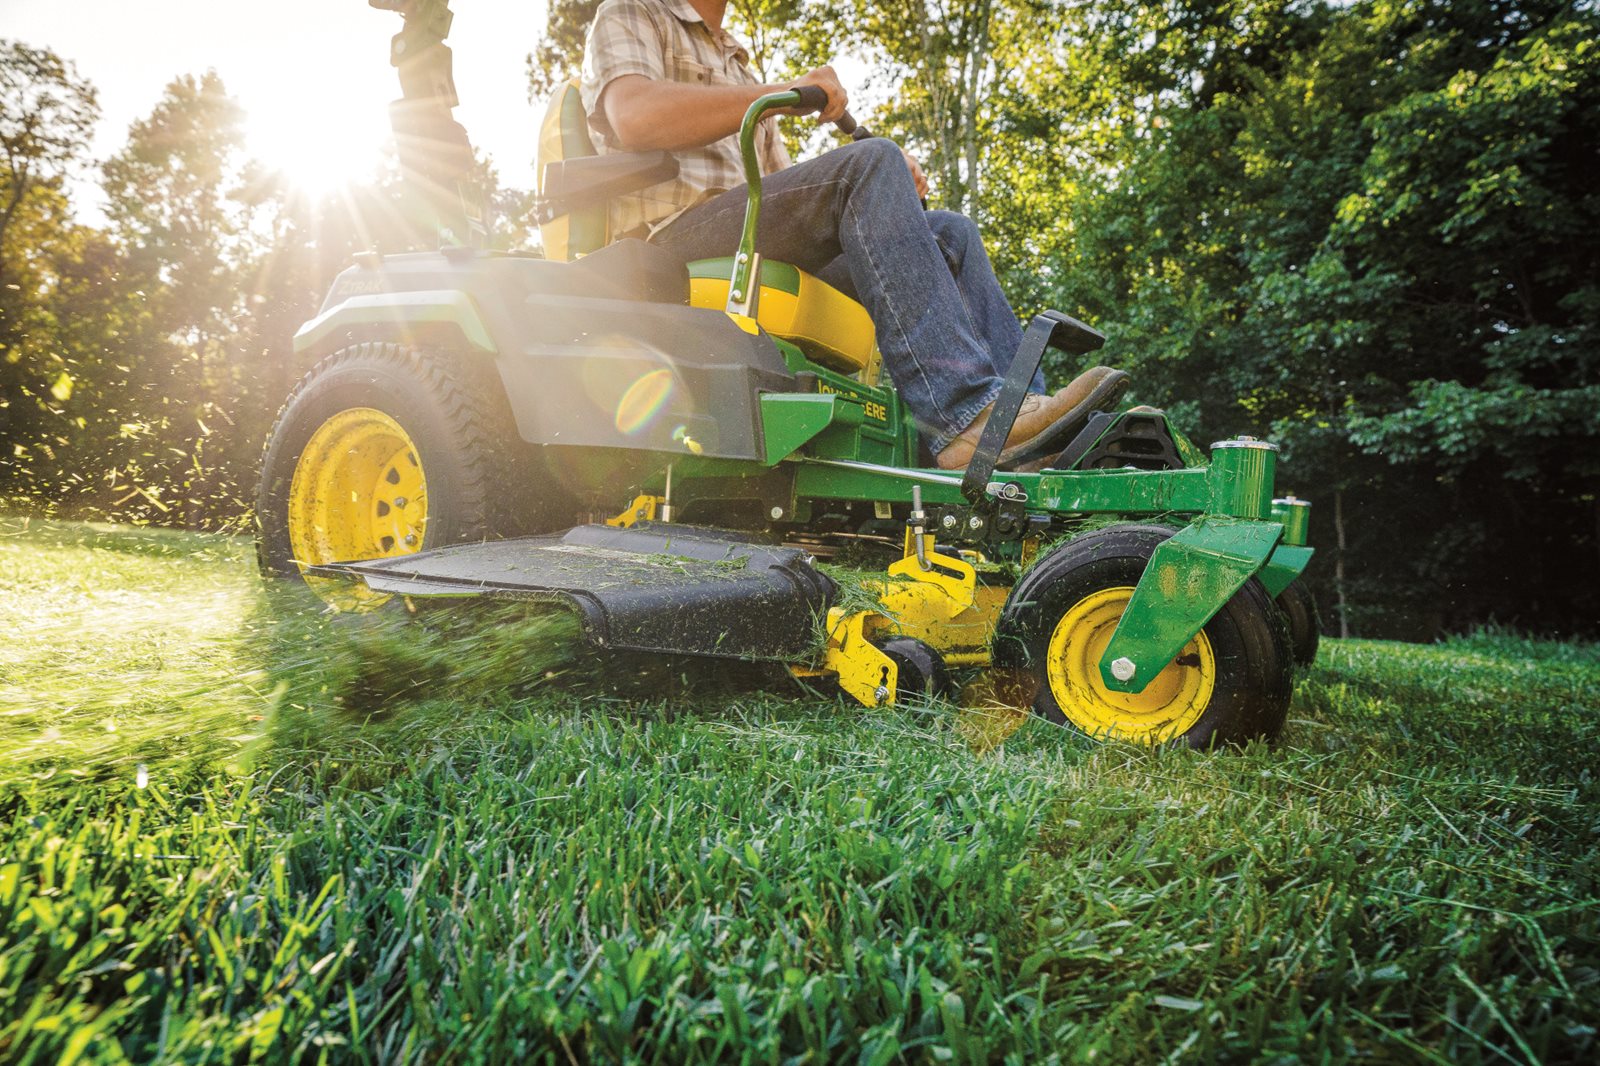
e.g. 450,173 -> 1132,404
578,0 -> 1129,472
254,0 -> 1320,748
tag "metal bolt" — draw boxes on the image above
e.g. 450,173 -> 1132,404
769,506 -> 784,520
731,289 -> 743,300
737,252 -> 749,263
393,496 -> 408,509
968,515 -> 983,530
403,534 -> 418,546
873,684 -> 889,705
1110,657 -> 1137,682
941,513 -> 958,530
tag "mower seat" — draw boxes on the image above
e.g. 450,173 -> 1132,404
687,258 -> 874,374
537,80 -> 879,378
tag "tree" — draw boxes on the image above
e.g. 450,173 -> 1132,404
97,72 -> 259,526
1010,0 -> 1598,635
0,40 -> 96,291
843,0 -> 1002,213
0,41 -> 100,511
527,0 -> 603,100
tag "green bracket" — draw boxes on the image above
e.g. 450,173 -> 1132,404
760,393 -> 863,464
1257,544 -> 1314,599
1099,517 -> 1284,693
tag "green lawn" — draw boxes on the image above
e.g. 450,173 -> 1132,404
2,517 -> 1596,1063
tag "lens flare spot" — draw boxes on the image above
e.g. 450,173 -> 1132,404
615,369 -> 675,435
672,425 -> 704,455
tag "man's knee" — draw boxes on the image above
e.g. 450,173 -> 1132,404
844,135 -> 903,166
833,136 -> 910,185
927,209 -> 979,239
927,209 -> 981,257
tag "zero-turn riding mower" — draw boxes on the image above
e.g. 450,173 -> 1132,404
255,0 -> 1320,748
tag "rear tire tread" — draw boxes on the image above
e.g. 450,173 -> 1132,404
255,342 -> 542,577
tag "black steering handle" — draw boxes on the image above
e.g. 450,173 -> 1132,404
791,84 -> 872,140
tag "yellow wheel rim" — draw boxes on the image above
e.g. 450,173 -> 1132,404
1045,586 -> 1216,744
287,408 -> 427,608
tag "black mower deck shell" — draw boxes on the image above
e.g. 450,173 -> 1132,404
312,523 -> 836,661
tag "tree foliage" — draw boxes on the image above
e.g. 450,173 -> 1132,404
0,40 -> 96,287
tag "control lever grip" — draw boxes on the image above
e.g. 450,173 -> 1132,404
792,84 -> 830,113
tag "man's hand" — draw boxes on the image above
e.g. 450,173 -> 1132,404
902,149 -> 929,199
789,65 -> 847,123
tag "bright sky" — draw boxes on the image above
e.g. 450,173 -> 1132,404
2,0 -> 552,220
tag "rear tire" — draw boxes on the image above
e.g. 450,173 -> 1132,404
993,524 -> 1292,747
1275,578 -> 1321,667
255,343 -> 568,604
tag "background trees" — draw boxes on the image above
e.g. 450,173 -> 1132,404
1,0 -> 1595,636
0,41 -> 99,512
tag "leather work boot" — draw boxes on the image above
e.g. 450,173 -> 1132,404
996,366 -> 1130,470
935,366 -> 1125,471
1011,403 -> 1165,474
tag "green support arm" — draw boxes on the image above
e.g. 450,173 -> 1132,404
1097,438 -> 1286,693
1257,544 -> 1314,598
1097,517 -> 1284,693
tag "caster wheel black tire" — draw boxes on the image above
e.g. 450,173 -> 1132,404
1275,578 -> 1321,667
993,523 -> 1293,748
875,636 -> 955,703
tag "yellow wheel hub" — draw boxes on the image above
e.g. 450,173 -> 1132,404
1045,586 -> 1215,744
287,408 -> 427,606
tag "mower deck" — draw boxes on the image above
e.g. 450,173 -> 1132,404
310,523 -> 836,660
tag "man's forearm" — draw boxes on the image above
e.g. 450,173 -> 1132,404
603,76 -> 775,152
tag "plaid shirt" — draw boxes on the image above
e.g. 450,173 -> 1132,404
580,0 -> 791,238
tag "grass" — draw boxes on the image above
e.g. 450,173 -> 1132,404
1,516 -> 1596,1063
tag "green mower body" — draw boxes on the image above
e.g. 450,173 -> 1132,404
256,0 -> 1319,747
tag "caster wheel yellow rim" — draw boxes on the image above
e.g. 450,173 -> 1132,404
1045,586 -> 1216,744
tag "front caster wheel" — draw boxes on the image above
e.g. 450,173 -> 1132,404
875,636 -> 955,703
994,524 -> 1293,747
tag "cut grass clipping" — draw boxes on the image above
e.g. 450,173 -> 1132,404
2,517 -> 1597,1063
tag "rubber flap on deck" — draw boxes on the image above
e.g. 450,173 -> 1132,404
309,523 -> 835,660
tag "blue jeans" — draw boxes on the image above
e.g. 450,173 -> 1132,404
651,137 -> 1043,455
